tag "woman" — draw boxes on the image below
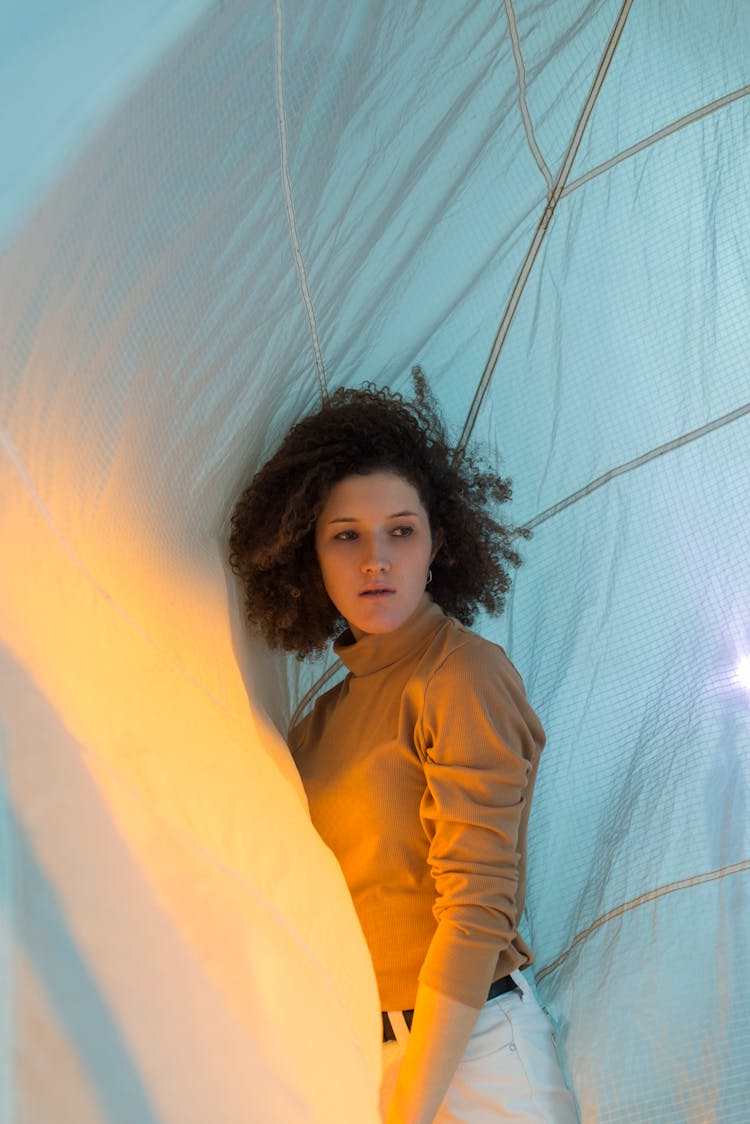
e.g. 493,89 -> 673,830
230,378 -> 577,1123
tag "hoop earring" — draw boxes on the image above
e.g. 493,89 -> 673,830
426,568 -> 433,587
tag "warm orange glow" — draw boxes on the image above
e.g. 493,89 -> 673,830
1,461 -> 382,1120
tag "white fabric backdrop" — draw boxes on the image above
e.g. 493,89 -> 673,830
1,2 -> 749,1120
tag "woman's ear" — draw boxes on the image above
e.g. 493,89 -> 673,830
430,528 -> 445,563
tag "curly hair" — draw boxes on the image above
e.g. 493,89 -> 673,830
229,372 -> 525,657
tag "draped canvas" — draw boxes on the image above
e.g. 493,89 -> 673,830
1,2 -> 748,1120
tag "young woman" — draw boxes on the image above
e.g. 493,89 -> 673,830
230,379 -> 577,1123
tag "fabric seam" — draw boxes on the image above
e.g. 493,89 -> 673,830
274,0 -> 328,404
536,859 -> 750,982
503,0 -> 554,195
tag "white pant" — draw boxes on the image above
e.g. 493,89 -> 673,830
380,972 -> 578,1122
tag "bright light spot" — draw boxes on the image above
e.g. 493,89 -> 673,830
736,656 -> 750,689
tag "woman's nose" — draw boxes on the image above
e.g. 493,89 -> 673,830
361,558 -> 390,574
361,542 -> 390,573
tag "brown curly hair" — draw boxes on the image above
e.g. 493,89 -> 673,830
229,373 -> 524,657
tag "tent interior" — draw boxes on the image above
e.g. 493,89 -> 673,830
1,2 -> 749,1121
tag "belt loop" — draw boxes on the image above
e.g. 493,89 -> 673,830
386,1010 -> 411,1045
510,969 -> 528,1000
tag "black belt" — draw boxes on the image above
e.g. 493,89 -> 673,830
382,974 -> 518,1042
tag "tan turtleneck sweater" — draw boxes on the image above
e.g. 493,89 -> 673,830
289,595 -> 545,1011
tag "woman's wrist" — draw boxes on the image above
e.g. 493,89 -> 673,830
383,983 -> 481,1123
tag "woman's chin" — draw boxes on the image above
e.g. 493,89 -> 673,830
347,595 -> 422,637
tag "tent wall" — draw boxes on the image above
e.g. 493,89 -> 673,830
1,1 -> 749,1120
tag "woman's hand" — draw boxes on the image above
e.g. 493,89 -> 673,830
383,983 -> 481,1124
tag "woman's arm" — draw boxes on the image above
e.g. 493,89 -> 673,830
385,983 -> 481,1124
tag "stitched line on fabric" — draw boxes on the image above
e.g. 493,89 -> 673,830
274,0 -> 329,405
285,12 -> 740,712
522,399 -> 750,532
561,83 -> 750,198
289,660 -> 344,730
504,0 -> 553,195
458,0 -> 634,452
535,859 -> 750,983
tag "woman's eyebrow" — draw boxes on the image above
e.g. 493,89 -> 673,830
326,509 -> 420,523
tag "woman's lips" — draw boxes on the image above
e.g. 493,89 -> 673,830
359,587 -> 395,596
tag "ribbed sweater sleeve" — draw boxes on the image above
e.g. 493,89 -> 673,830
416,641 -> 543,1008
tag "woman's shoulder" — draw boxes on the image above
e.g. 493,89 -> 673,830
416,615 -> 545,753
424,613 -> 523,689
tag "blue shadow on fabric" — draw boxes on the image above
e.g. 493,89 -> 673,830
0,797 -> 161,1124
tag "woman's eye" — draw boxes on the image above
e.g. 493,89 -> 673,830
391,525 -> 414,537
334,530 -> 357,541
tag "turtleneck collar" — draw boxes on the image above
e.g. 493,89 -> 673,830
334,594 -> 447,677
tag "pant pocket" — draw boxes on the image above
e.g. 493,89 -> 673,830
458,996 -> 520,1064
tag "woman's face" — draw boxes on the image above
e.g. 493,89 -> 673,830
315,471 -> 437,640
